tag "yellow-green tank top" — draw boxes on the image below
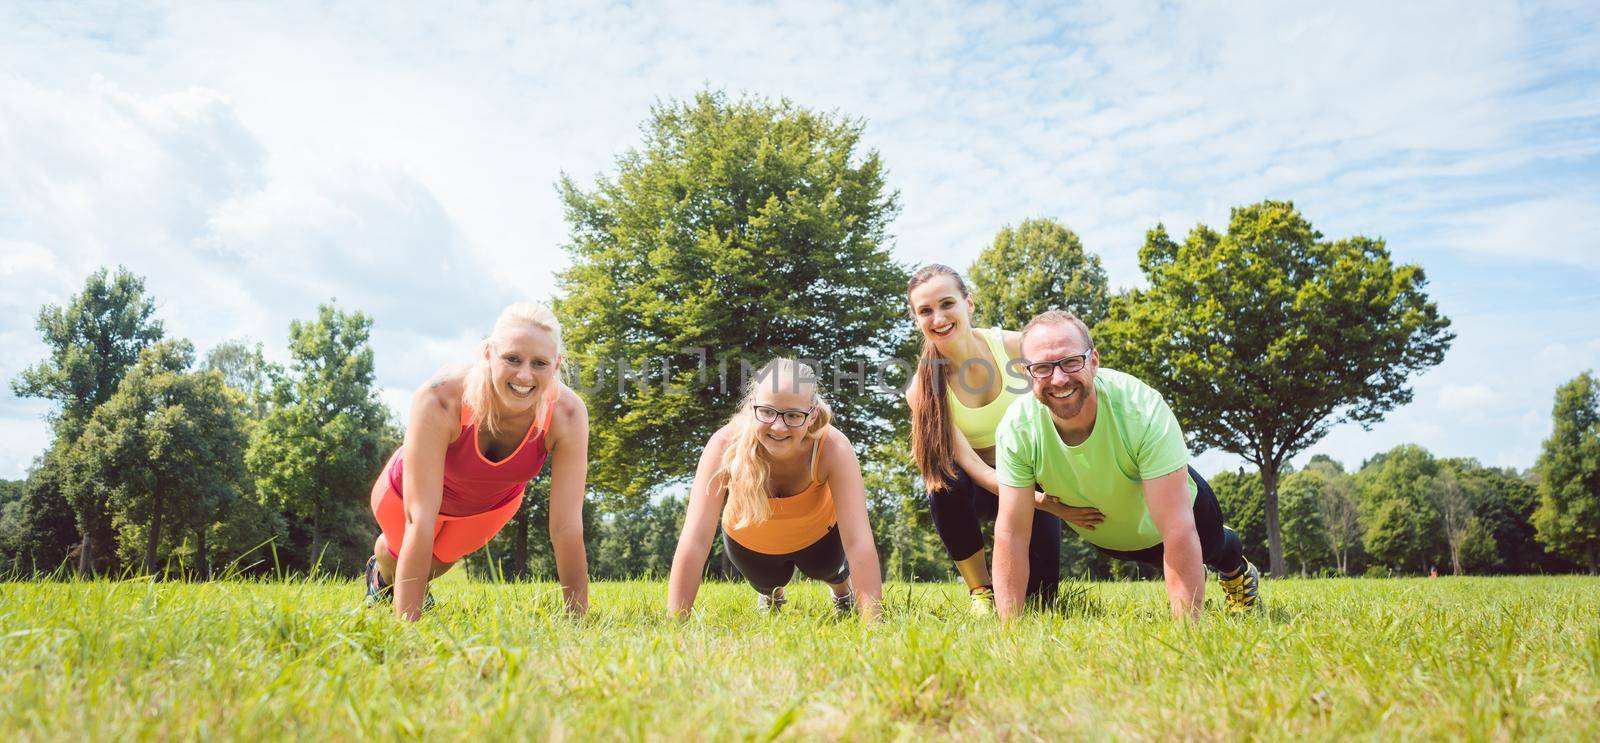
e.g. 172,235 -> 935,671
945,327 -> 1023,449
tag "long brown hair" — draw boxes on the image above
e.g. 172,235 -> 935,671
907,264 -> 968,492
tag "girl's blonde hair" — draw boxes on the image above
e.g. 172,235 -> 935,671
718,358 -> 834,530
463,302 -> 564,437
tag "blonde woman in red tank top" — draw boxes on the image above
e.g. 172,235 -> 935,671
667,358 -> 883,621
365,302 -> 590,621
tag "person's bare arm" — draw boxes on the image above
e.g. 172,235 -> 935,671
822,430 -> 884,622
1145,467 -> 1203,619
918,380 -> 1101,529
993,482 -> 1037,621
394,377 -> 457,621
666,431 -> 732,618
546,388 -> 590,617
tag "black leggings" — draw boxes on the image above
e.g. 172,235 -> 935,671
722,527 -> 850,595
927,464 -> 1062,602
1094,466 -> 1245,574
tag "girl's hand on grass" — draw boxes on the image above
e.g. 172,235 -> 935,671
1034,492 -> 1104,529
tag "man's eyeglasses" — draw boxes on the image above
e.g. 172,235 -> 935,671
1024,349 -> 1094,379
753,405 -> 814,427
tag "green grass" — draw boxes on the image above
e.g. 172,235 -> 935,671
1,576 -> 1596,741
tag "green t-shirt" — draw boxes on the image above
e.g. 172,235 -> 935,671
995,367 -> 1196,552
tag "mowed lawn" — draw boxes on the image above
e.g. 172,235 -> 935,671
2,576 -> 1596,740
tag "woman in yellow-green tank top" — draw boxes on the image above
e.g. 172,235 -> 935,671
904,264 -> 1105,613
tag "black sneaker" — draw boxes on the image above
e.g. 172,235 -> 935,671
831,588 -> 856,617
364,555 -> 391,605
365,555 -> 435,611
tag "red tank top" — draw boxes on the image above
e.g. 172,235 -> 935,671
386,388 -> 558,516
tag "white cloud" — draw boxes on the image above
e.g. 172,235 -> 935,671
1438,384 -> 1498,413
1445,195 -> 1600,268
0,409 -> 50,481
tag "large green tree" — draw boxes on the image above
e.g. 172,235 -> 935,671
1460,466 -> 1552,574
557,90 -> 909,505
0,479 -> 23,574
1280,455 -> 1362,575
202,339 -> 289,575
1531,372 -> 1600,571
968,217 -> 1110,330
1097,201 -> 1453,576
11,266 -> 165,574
69,341 -> 248,574
247,304 -> 395,572
204,339 -> 281,421
1356,445 -> 1445,572
0,451 -> 79,574
1432,460 -> 1481,575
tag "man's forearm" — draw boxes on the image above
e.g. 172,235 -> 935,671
1162,531 -> 1204,618
992,531 -> 1031,619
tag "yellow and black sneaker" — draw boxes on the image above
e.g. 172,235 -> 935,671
969,585 -> 996,616
1219,559 -> 1261,614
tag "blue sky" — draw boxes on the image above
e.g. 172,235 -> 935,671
2,0 -> 1598,480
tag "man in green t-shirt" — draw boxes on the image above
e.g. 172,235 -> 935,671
992,310 -> 1261,619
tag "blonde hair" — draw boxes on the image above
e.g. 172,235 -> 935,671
718,358 -> 834,530
463,302 -> 564,437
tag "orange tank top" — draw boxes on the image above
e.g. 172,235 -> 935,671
385,387 -> 557,516
721,434 -> 837,555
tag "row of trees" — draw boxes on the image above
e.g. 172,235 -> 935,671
0,269 -> 396,576
1212,447 -> 1579,577
5,89 -> 1597,578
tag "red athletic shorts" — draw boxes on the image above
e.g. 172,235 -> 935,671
369,473 -> 522,564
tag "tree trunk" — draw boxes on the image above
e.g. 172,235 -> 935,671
1262,465 -> 1286,577
78,535 -> 94,577
146,489 -> 163,575
308,499 -> 326,573
512,501 -> 530,580
196,528 -> 209,580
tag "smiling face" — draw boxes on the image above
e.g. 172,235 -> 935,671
908,274 -> 975,349
1020,320 -> 1098,424
750,381 -> 816,460
484,322 -> 560,419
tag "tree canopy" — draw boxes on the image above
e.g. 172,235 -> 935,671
968,217 -> 1110,330
1096,200 -> 1453,575
556,90 -> 909,505
1532,372 -> 1600,571
246,303 -> 395,571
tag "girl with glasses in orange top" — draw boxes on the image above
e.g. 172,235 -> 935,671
667,358 -> 883,620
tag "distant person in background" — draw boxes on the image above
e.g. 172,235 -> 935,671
667,358 -> 883,621
905,264 -> 1102,613
365,302 -> 590,620
992,310 -> 1261,620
